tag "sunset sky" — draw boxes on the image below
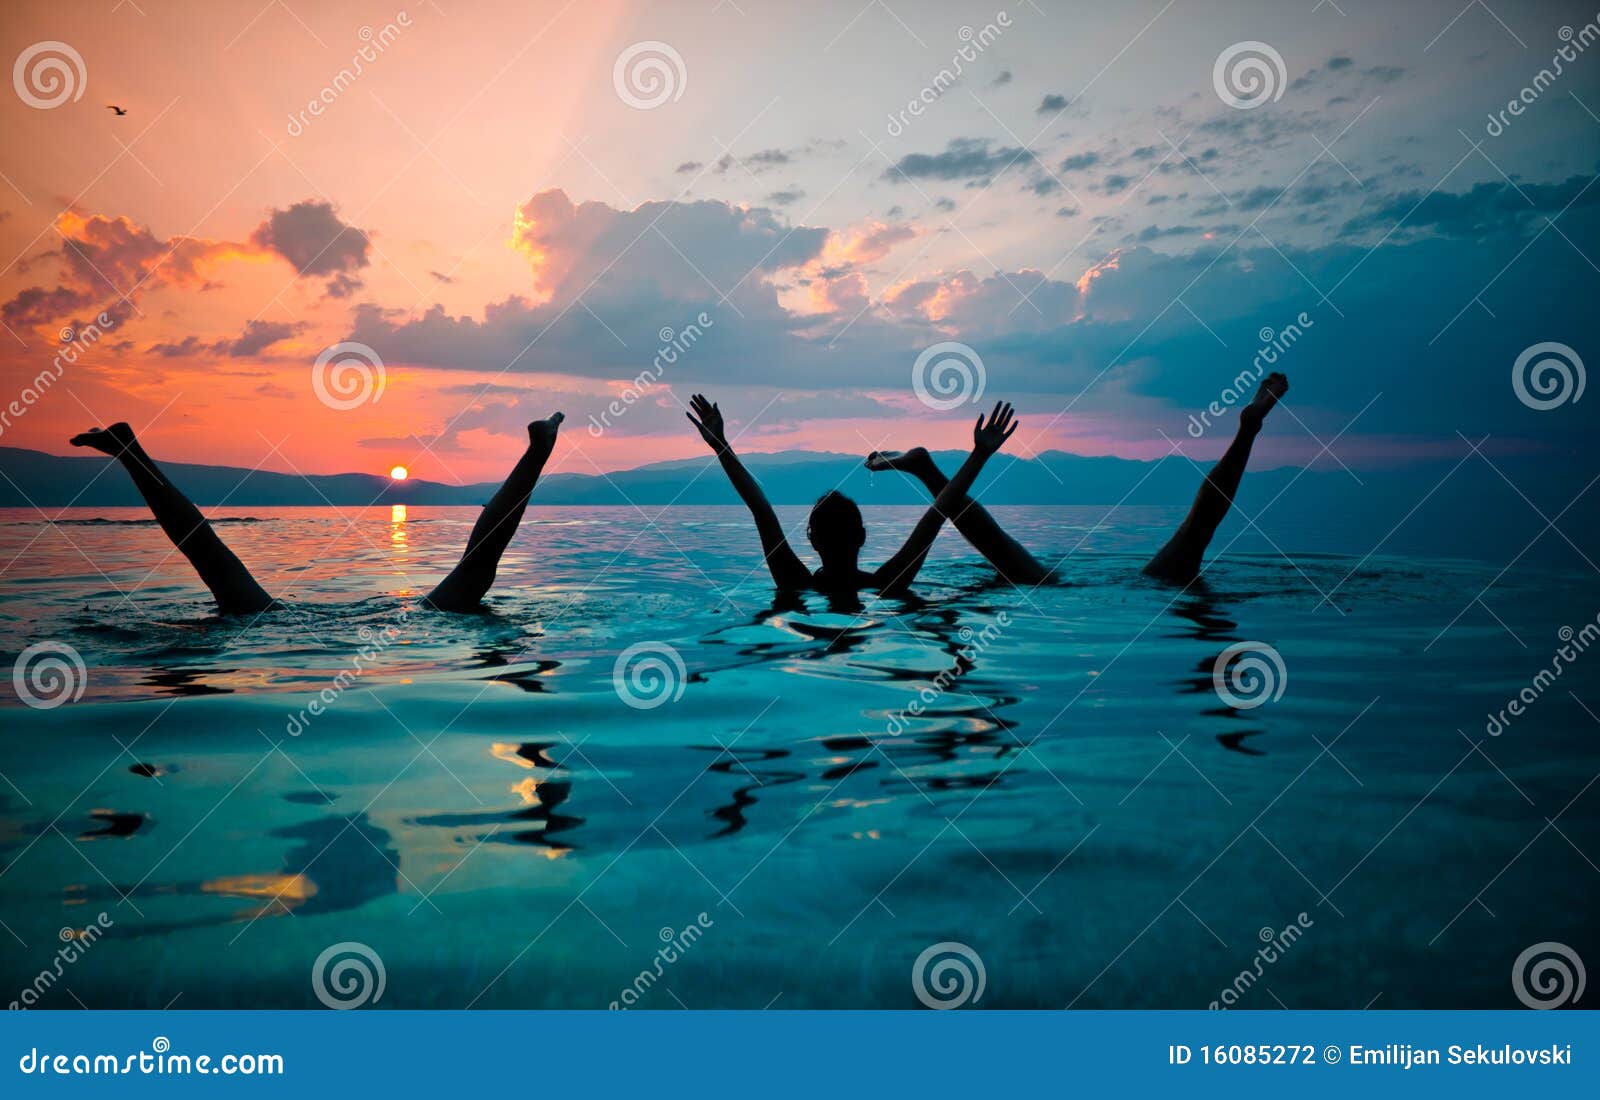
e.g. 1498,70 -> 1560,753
1,0 -> 1597,483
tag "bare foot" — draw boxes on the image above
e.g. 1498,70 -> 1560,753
1240,373 -> 1288,431
529,412 -> 564,450
70,422 -> 137,457
865,447 -> 935,479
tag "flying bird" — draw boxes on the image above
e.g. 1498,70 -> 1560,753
106,105 -> 127,116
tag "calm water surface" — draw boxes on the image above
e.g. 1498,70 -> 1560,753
1,505 -> 1595,1008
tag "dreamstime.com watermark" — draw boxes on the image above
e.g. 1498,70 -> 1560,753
1187,312 -> 1312,438
1485,613 -> 1599,736
12,40 -> 85,109
1212,641 -> 1287,710
1512,341 -> 1584,410
885,13 -> 1012,137
887,612 -> 1010,735
1209,913 -> 1314,1009
17,1039 -> 283,1076
912,341 -> 986,411
1512,941 -> 1585,1009
11,640 -> 88,709
589,312 -> 714,437
285,13 -> 413,136
312,941 -> 386,1009
1485,19 -> 1599,137
613,41 -> 686,109
285,611 -> 410,736
0,314 -> 115,441
9,913 -> 112,1010
312,341 -> 386,410
912,941 -> 986,1009
1213,41 -> 1287,110
613,641 -> 687,710
608,913 -> 714,1008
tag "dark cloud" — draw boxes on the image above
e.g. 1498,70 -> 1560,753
991,70 -> 1013,86
147,336 -> 209,358
1341,173 -> 1600,239
2,284 -> 94,328
223,320 -> 299,357
324,271 -> 364,299
248,200 -> 370,278
1134,224 -> 1203,241
885,138 -> 1036,183
766,189 -> 805,206
1060,152 -> 1100,172
147,319 -> 300,359
1327,56 -> 1354,70
676,161 -> 703,174
709,148 -> 795,176
1038,94 -> 1068,113
347,189 -> 831,384
1,211 -> 240,330
428,270 -> 457,284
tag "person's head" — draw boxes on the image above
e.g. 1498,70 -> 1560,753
807,491 -> 865,567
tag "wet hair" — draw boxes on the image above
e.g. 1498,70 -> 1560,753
807,491 -> 865,561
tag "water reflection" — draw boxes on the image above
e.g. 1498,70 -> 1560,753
69,811 -> 401,933
1166,587 -> 1271,754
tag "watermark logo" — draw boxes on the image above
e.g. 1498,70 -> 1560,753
286,13 -> 413,137
312,341 -> 386,410
1512,341 -> 1584,410
1212,641 -> 1286,710
12,640 -> 87,709
285,612 -> 410,737
912,941 -> 986,1009
10,912 -> 112,1009
912,341 -> 986,411
887,612 -> 1010,735
613,641 -> 686,710
13,41 -> 86,109
311,941 -> 386,1009
1486,20 -> 1599,137
886,14 -> 1013,137
613,41 -> 686,109
1187,312 -> 1312,437
608,913 -> 714,1009
1512,942 -> 1585,1009
1,312 -> 114,442
589,312 -> 713,437
1486,616 -> 1598,736
1209,914 -> 1314,1009
1213,42 -> 1286,110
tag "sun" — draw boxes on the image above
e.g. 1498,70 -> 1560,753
389,465 -> 409,480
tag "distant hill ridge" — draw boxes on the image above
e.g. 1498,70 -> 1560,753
1,444 -> 1594,564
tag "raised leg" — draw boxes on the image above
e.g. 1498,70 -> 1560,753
866,447 -> 1052,584
1143,372 -> 1288,584
425,413 -> 563,611
70,423 -> 278,615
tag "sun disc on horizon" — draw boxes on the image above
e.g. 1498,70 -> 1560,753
390,465 -> 409,480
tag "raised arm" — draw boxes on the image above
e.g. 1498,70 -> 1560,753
687,394 -> 811,589
873,402 -> 1018,595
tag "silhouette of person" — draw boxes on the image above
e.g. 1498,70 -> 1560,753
687,394 -> 1020,598
68,413 -> 567,613
866,373 -> 1290,586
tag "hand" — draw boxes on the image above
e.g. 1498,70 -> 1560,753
687,393 -> 729,452
972,401 -> 1018,454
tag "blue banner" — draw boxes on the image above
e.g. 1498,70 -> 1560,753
4,1011 -> 1592,1096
